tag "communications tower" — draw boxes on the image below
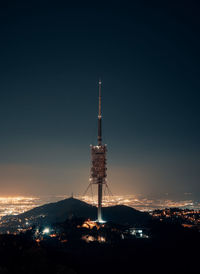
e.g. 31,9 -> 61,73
89,80 -> 107,222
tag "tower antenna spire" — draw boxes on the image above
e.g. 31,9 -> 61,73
98,78 -> 102,118
98,78 -> 102,145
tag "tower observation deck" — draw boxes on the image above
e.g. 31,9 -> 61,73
90,80 -> 107,222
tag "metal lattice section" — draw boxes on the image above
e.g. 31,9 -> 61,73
90,145 -> 107,183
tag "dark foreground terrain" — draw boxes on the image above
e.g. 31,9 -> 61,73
0,218 -> 199,274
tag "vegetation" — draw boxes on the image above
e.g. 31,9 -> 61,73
0,218 -> 199,274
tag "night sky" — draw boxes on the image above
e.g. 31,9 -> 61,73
0,1 -> 199,198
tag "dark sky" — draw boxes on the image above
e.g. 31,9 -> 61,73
0,1 -> 199,198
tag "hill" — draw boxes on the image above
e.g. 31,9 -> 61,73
17,197 -> 151,226
0,198 -> 151,233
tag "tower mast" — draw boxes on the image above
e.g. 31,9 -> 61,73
98,79 -> 102,146
90,79 -> 107,222
97,79 -> 103,221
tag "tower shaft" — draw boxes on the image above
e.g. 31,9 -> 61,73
98,180 -> 103,222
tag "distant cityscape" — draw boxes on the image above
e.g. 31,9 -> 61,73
0,196 -> 200,236
0,194 -> 199,218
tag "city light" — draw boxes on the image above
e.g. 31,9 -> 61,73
43,227 -> 50,234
